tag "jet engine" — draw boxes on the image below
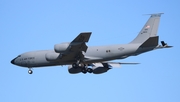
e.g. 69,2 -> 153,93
54,42 -> 70,53
68,63 -> 112,74
92,67 -> 111,74
68,65 -> 82,74
45,52 -> 60,61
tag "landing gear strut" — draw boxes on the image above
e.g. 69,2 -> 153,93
72,59 -> 93,74
72,60 -> 81,68
28,68 -> 33,74
72,63 -> 78,68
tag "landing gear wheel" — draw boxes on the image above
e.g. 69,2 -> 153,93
81,68 -> 87,74
87,68 -> 93,73
28,70 -> 33,74
72,63 -> 78,68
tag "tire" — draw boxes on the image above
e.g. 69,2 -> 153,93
81,68 -> 87,74
87,68 -> 93,73
28,70 -> 33,74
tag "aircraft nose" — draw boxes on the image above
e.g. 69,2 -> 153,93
11,58 -> 16,64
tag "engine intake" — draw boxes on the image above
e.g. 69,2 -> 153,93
54,42 -> 70,53
45,52 -> 60,61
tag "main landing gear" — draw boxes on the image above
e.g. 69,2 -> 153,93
81,68 -> 93,74
72,62 -> 93,74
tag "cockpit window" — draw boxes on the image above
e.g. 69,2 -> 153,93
17,55 -> 21,57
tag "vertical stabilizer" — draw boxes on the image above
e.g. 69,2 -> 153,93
130,13 -> 163,44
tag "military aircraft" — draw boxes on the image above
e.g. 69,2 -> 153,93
11,13 -> 172,74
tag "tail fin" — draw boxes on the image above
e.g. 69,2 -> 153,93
130,13 -> 163,44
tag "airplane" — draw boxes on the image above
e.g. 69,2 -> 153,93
11,13 -> 172,74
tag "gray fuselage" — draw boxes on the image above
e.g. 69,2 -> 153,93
12,43 -> 145,68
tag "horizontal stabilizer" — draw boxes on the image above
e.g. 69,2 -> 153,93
155,42 -> 173,49
156,45 -> 173,49
155,40 -> 173,49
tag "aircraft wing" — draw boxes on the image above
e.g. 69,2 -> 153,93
69,32 -> 91,53
86,62 -> 139,74
90,62 -> 139,68
59,32 -> 92,61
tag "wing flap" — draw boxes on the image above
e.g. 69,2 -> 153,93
69,42 -> 88,52
59,32 -> 92,61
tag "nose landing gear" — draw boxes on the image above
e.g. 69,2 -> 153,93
28,68 -> 33,74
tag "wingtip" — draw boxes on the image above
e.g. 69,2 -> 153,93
80,32 -> 92,34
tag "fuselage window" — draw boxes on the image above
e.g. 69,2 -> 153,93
118,47 -> 124,51
106,50 -> 110,53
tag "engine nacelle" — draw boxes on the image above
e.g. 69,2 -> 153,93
92,67 -> 111,74
68,65 -> 82,74
45,52 -> 60,61
54,42 -> 70,53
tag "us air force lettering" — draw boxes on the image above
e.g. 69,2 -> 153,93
11,13 -> 172,74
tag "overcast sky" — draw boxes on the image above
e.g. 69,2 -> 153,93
1,0 -> 179,102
